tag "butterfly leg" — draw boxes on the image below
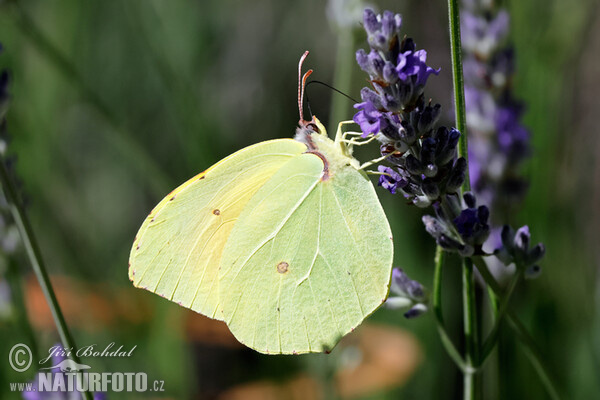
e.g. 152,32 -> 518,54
340,134 -> 378,146
358,152 -> 395,170
335,120 -> 356,138
365,169 -> 393,176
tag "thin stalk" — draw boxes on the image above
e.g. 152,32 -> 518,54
447,0 -> 478,398
486,283 -> 504,398
0,160 -> 92,400
461,257 -> 478,400
447,0 -> 469,183
480,272 -> 522,363
487,286 -> 499,316
433,247 -> 467,371
473,257 -> 562,400
506,314 -> 561,400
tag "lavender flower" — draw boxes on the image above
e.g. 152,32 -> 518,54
422,192 -> 490,257
354,41 -> 440,119
354,9 -> 468,208
461,1 -> 530,217
353,100 -> 388,135
495,225 -> 545,278
354,9 -> 496,254
460,0 -> 544,276
385,268 -> 428,318
362,9 -> 402,52
377,127 -> 466,207
377,165 -> 404,194
353,9 -> 440,146
461,9 -> 510,58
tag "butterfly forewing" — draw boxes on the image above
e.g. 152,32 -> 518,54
129,139 -> 307,320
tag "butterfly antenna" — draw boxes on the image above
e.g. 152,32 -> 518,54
298,51 -> 314,127
305,80 -> 360,104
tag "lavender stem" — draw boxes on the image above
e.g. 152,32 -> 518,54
0,157 -> 93,400
446,0 -> 479,398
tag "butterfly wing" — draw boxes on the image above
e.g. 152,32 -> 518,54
218,155 -> 393,354
129,139 -> 307,320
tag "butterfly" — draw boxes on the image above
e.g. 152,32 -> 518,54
129,52 -> 393,354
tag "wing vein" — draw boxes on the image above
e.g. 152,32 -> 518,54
223,173 -> 320,285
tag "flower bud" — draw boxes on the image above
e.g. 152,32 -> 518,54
525,265 -> 542,279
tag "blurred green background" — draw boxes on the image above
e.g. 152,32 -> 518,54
0,0 -> 599,398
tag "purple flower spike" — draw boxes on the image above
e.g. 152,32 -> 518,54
461,10 -> 510,58
386,268 -> 428,319
462,1 -> 532,224
495,224 -> 545,275
363,8 -> 402,51
354,9 -> 441,139
423,192 -> 490,255
354,10 -> 499,260
496,104 -> 530,161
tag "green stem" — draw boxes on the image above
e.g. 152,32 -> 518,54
447,0 -> 469,184
486,281 -> 503,398
462,257 -> 479,400
506,314 -> 561,400
487,286 -> 500,317
480,271 -> 522,363
447,0 -> 478,398
473,257 -> 562,400
0,159 -> 92,400
328,27 -> 355,135
433,247 -> 467,371
13,2 -> 170,196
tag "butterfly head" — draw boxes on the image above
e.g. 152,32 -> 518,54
295,52 -> 359,173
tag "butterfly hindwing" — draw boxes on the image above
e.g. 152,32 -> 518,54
218,155 -> 393,354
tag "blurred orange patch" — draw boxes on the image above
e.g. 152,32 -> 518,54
218,323 -> 422,399
219,375 -> 321,400
24,274 -> 240,347
336,324 -> 422,398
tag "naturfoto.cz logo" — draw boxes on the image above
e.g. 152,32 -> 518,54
8,343 -> 165,395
